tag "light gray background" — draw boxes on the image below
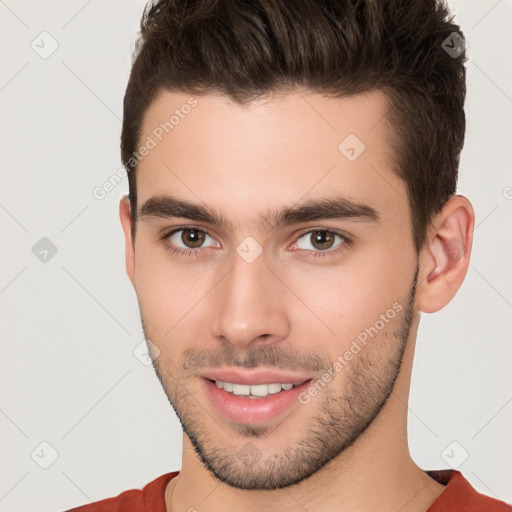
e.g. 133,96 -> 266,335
1,1 -> 511,510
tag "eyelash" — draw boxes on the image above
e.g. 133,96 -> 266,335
160,226 -> 353,260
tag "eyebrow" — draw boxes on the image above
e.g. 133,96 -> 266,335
139,193 -> 380,232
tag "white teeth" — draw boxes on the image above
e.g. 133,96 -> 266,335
231,383 -> 250,396
214,380 -> 298,398
267,383 -> 283,394
250,384 -> 270,397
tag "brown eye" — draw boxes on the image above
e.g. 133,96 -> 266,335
310,230 -> 335,250
180,229 -> 205,248
295,230 -> 345,252
166,228 -> 218,251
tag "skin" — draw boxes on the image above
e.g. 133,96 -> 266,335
119,88 -> 475,512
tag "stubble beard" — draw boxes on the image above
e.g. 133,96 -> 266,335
147,267 -> 418,490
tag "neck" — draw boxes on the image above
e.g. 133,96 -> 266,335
166,317 -> 447,512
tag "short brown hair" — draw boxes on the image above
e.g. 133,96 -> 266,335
121,0 -> 466,252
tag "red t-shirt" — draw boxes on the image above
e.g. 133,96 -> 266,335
65,469 -> 511,511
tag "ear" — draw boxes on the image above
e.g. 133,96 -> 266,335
119,195 -> 136,286
416,195 -> 475,313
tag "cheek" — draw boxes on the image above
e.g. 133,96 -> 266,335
133,239 -> 228,348
133,240 -> 195,339
282,247 -> 413,347
132,227 -> 416,360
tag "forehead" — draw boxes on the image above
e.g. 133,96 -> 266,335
136,88 -> 408,229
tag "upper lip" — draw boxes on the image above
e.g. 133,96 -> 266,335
200,368 -> 313,386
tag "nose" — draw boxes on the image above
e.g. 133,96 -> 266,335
210,249 -> 290,350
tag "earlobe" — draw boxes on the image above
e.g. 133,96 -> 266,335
416,195 -> 475,313
119,195 -> 136,286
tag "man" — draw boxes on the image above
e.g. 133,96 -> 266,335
68,0 -> 511,510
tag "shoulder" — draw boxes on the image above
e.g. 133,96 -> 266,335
426,469 -> 512,511
64,471 -> 179,512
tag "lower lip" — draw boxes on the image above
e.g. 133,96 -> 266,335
203,378 -> 312,425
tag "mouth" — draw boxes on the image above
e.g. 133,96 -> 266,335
209,379 -> 303,398
200,369 -> 314,425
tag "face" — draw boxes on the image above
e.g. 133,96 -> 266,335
122,89 -> 419,490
